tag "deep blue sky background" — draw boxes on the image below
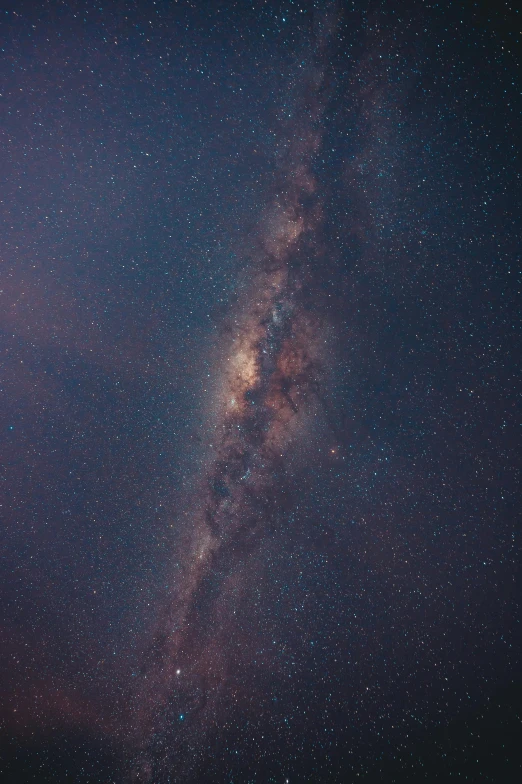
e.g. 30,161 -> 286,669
1,1 -> 520,781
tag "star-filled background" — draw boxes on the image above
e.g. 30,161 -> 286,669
0,1 -> 520,782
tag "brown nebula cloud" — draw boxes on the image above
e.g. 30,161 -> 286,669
127,50 -> 335,784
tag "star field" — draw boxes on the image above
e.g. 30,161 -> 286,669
0,1 -> 520,782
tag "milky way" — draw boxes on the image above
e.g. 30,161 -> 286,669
128,39 -> 336,782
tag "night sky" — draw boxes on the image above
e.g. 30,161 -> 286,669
1,1 -> 520,782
